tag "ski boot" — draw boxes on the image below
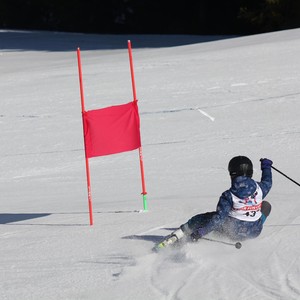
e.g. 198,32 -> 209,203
153,228 -> 185,252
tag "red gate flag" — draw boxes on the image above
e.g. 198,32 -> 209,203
83,101 -> 141,158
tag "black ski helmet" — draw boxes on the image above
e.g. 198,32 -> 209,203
228,156 -> 253,178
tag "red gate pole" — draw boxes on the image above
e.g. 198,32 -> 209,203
127,40 -> 148,211
77,48 -> 94,225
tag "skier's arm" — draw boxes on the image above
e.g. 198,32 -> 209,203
257,158 -> 273,198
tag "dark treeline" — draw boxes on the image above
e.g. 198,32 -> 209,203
0,0 -> 299,35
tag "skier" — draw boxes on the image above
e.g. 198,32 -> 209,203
155,156 -> 273,249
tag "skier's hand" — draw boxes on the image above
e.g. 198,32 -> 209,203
260,158 -> 273,170
190,230 -> 203,242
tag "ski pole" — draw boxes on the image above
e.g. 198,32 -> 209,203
271,165 -> 300,187
260,158 -> 300,187
201,237 -> 242,249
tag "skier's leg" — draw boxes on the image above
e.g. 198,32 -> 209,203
159,212 -> 216,244
154,212 -> 216,250
181,212 -> 216,234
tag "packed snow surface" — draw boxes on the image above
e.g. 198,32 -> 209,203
1,29 -> 300,299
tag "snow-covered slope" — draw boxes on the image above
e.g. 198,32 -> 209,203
1,29 -> 300,299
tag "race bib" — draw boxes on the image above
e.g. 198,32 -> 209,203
229,184 -> 263,222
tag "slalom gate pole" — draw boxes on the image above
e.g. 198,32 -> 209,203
271,166 -> 300,187
77,48 -> 94,226
127,40 -> 148,211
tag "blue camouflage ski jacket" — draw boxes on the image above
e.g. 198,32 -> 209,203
191,167 -> 272,241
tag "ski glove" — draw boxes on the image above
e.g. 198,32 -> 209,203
190,228 -> 205,242
260,158 -> 273,170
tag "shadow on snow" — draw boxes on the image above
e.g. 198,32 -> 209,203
0,213 -> 51,224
